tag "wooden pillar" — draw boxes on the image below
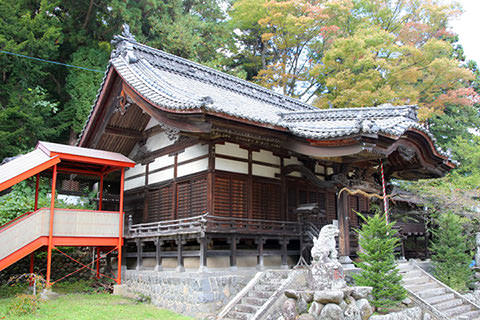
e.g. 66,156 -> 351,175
171,154 -> 178,220
154,238 -> 163,271
229,236 -> 238,270
247,150 -> 253,220
176,238 -> 185,272
46,164 -> 57,287
207,143 -> 214,215
198,237 -> 208,272
34,174 -> 39,211
117,167 -> 125,284
135,239 -> 143,271
98,175 -> 104,211
337,190 -> 350,257
143,163 -> 149,221
256,237 -> 265,270
96,247 -> 101,278
280,157 -> 286,221
281,238 -> 289,269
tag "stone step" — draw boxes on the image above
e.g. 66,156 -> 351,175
424,293 -> 455,305
399,269 -> 425,278
405,282 -> 440,292
433,298 -> 463,311
401,270 -> 423,278
235,303 -> 258,313
455,309 -> 480,319
258,278 -> 283,286
242,297 -> 266,306
398,264 -> 414,272
417,287 -> 446,298
265,271 -> 288,278
403,276 -> 431,285
248,290 -> 275,299
226,310 -> 251,320
444,304 -> 472,317
255,284 -> 278,292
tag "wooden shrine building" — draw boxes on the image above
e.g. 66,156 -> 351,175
78,27 -> 454,271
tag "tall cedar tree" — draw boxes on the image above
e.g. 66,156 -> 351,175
430,212 -> 472,292
353,212 -> 407,311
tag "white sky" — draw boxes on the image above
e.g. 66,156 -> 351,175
450,0 -> 480,64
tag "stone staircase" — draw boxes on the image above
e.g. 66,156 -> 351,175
399,261 -> 480,320
218,270 -> 289,320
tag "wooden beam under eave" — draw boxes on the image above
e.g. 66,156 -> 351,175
285,138 -> 364,158
105,126 -> 144,139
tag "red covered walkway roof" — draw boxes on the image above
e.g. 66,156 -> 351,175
0,141 -> 135,192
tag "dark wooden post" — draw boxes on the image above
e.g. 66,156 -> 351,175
136,239 -> 143,271
256,237 -> 265,270
280,157 -> 287,221
198,237 -> 208,272
207,143 -> 214,214
281,238 -> 289,269
247,150 -> 253,220
154,238 -> 163,271
171,154 -> 178,220
176,238 -> 185,272
228,236 -> 238,270
337,190 -> 350,257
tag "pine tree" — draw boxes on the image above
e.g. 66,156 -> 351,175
353,212 -> 407,311
430,212 -> 472,292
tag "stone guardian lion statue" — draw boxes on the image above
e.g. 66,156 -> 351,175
311,224 -> 339,263
310,224 -> 345,290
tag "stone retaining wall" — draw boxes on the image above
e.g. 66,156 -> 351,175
116,269 -> 254,319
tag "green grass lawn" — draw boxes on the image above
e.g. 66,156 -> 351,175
0,293 -> 193,320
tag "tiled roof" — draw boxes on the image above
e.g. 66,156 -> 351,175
279,105 -> 421,139
78,27 -> 450,161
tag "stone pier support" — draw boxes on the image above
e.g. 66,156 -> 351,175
176,238 -> 185,272
154,238 -> 163,272
135,239 -> 144,271
256,237 -> 265,270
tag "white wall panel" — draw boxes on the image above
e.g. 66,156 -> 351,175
124,177 -> 145,191
177,158 -> 208,177
215,142 -> 248,159
149,168 -> 174,184
252,149 -> 280,165
315,163 -> 325,175
284,156 -> 302,166
252,164 -> 280,179
145,132 -> 175,152
178,144 -> 208,162
125,163 -> 145,179
284,156 -> 302,177
144,117 -> 159,131
149,154 -> 174,171
215,158 -> 248,174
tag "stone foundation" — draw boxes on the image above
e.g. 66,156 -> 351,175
116,269 -> 254,318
